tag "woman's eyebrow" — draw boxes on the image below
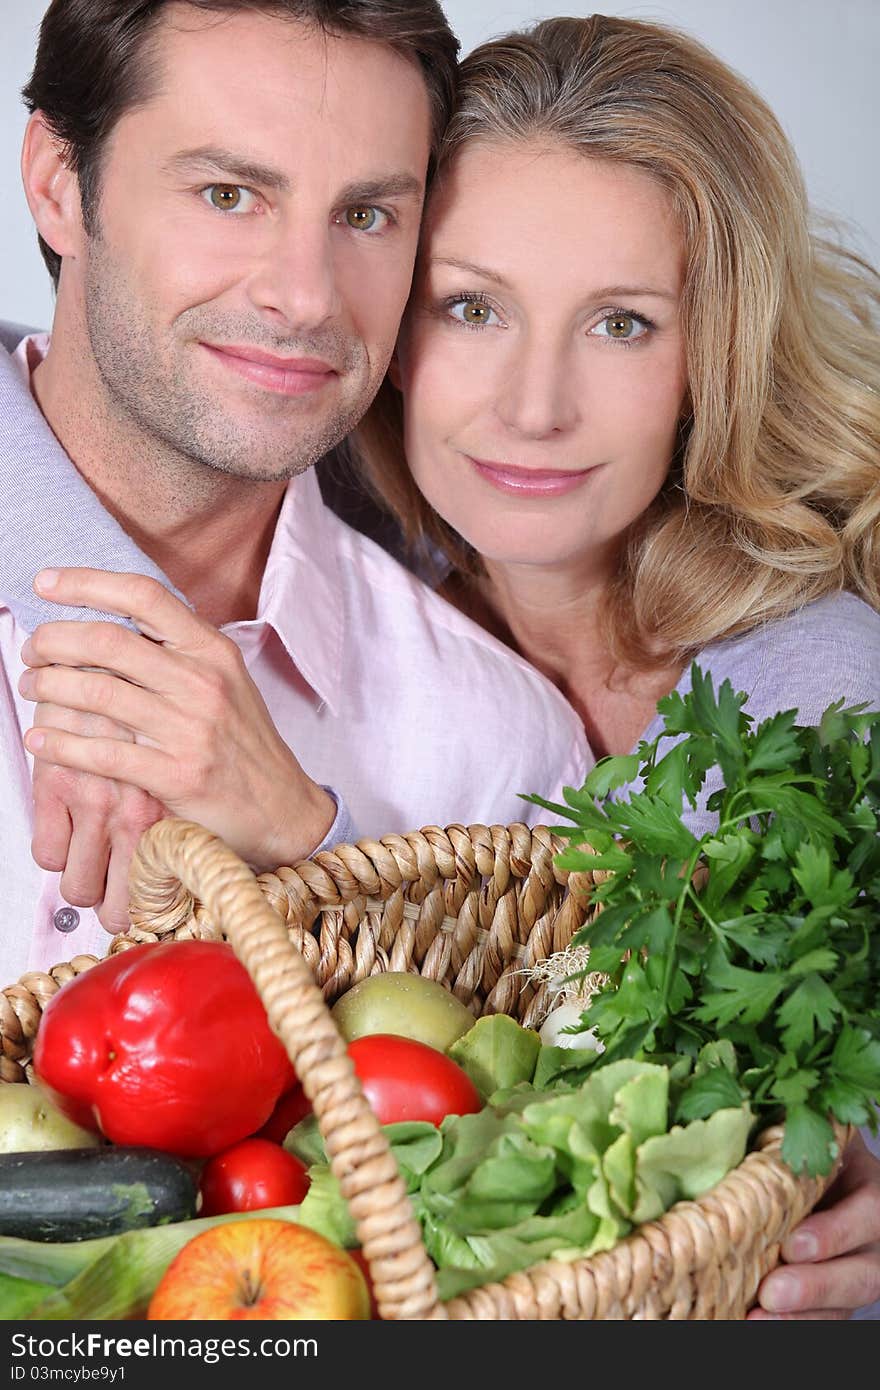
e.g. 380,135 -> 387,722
431,256 -> 508,286
591,283 -> 679,302
431,257 -> 679,302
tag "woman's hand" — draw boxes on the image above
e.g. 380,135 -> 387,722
19,567 -> 337,876
749,1131 -> 880,1319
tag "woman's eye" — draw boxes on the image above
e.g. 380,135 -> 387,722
448,298 -> 501,328
340,205 -> 391,233
591,312 -> 649,341
201,184 -> 257,214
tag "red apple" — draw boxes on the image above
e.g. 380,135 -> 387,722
147,1219 -> 370,1320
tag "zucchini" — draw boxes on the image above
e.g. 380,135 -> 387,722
0,1147 -> 198,1242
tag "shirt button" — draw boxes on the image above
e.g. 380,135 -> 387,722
53,906 -> 80,934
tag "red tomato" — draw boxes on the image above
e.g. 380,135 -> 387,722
198,1137 -> 311,1217
347,1034 -> 482,1127
256,1082 -> 313,1143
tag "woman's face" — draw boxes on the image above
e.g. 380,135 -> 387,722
395,141 -> 689,579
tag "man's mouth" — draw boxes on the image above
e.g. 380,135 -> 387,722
200,342 -> 339,396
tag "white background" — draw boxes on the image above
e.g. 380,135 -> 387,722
1,0 -> 878,331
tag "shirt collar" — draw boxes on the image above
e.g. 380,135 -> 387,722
12,329 -> 346,714
235,466 -> 346,717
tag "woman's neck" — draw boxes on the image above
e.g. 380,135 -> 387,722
441,559 -> 683,758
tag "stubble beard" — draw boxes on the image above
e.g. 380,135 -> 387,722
82,235 -> 383,485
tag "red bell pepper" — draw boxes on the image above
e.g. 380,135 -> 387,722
33,940 -> 295,1158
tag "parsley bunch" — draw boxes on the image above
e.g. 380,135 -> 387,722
526,665 -> 880,1177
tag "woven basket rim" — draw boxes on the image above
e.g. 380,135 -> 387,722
1,817 -> 851,1320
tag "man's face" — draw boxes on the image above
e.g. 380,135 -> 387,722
70,6 -> 432,481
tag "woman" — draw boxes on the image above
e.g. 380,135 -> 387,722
15,14 -> 880,1318
349,15 -> 880,774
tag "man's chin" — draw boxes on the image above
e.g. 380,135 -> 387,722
191,446 -> 324,484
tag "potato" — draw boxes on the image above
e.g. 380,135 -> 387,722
331,973 -> 475,1052
0,1081 -> 102,1154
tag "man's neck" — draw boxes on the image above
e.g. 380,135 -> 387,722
30,320 -> 288,627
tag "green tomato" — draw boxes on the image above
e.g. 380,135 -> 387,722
330,973 -> 475,1052
0,1082 -> 103,1154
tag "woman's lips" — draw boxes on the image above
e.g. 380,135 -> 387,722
467,456 -> 597,497
201,343 -> 337,396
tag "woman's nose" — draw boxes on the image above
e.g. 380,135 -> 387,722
493,336 -> 580,438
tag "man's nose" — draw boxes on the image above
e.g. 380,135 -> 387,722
494,334 -> 581,439
246,218 -> 341,331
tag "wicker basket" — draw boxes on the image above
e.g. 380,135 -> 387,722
1,817 -> 848,1321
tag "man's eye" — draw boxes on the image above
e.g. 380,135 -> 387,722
340,205 -> 391,233
201,184 -> 257,214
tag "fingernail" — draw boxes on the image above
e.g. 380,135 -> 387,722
17,672 -> 34,697
761,1272 -> 799,1313
785,1229 -> 819,1261
34,568 -> 59,592
25,730 -> 45,752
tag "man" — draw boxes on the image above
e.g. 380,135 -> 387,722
0,0 -> 592,983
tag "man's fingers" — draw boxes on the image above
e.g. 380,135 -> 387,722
30,767 -> 73,873
59,816 -> 111,910
757,1250 -> 880,1315
97,845 -> 138,935
33,568 -> 201,647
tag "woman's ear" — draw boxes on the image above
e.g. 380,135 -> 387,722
21,112 -> 85,264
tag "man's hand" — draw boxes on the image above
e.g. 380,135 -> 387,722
749,1131 -> 880,1319
30,702 -> 167,934
19,568 -> 336,872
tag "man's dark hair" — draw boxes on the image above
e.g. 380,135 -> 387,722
22,0 -> 459,287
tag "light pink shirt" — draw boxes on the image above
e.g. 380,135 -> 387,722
0,340 -> 592,985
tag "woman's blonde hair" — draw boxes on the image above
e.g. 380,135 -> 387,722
349,13 -> 880,669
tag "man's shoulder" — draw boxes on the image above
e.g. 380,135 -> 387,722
0,320 -> 41,354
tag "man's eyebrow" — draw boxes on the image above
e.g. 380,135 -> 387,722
164,148 -> 292,192
164,150 -> 423,204
431,257 -> 679,301
337,173 -> 424,205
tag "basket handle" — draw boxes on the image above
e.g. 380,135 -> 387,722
129,817 -> 446,1321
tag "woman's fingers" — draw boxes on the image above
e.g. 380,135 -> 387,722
753,1135 -> 880,1317
24,724 -> 173,802
19,664 -> 171,744
747,1307 -> 850,1321
21,621 -> 184,692
754,1250 -> 880,1316
32,569 -> 203,648
782,1175 -> 880,1265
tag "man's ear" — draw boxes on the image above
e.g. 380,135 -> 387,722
21,111 -> 85,263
